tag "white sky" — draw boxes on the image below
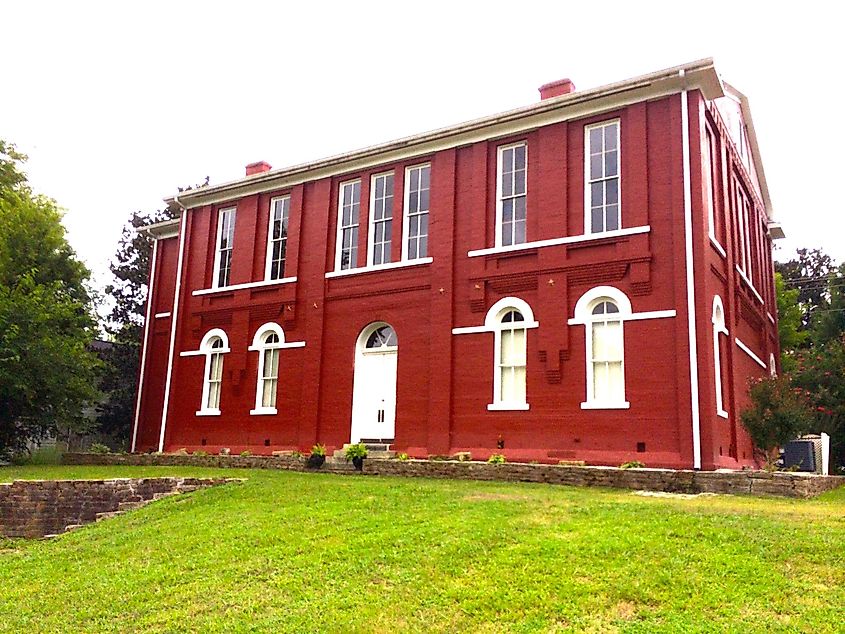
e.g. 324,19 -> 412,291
2,1 -> 842,289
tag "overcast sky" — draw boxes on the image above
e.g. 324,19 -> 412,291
2,1 -> 842,290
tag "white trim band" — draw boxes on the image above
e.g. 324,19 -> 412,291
581,401 -> 630,410
468,226 -> 650,258
326,257 -> 433,279
452,320 -> 539,335
709,235 -> 727,258
250,407 -> 278,416
567,309 -> 675,326
487,403 -> 530,411
735,337 -> 767,369
193,277 -> 297,296
247,341 -> 306,351
180,347 -> 232,357
154,312 -> 171,319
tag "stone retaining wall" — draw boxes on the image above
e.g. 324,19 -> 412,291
62,453 -> 844,498
0,477 -> 237,538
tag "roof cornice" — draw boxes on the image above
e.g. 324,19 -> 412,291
166,58 -> 724,210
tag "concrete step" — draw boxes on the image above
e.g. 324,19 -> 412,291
64,524 -> 85,532
153,491 -> 179,500
95,511 -> 121,522
333,443 -> 395,459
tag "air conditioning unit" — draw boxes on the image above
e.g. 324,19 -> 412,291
782,433 -> 830,474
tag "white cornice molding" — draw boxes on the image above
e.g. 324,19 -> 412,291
166,60 -> 722,210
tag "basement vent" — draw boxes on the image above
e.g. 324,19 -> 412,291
264,439 -> 270,447
636,442 -> 646,453
201,438 -> 207,446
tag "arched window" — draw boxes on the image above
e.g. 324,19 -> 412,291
712,296 -> 728,418
485,298 -> 535,410
572,286 -> 630,409
198,329 -> 230,415
249,323 -> 291,415
365,325 -> 397,349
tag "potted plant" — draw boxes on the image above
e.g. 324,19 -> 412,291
345,443 -> 368,471
307,444 -> 327,468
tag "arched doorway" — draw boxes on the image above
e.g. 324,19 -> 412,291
351,323 -> 398,443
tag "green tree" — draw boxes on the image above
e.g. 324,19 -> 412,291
97,209 -> 174,447
776,248 -> 836,329
775,272 -> 807,362
0,140 -> 100,459
811,263 -> 845,346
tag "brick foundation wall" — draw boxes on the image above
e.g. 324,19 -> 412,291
0,477 -> 235,538
62,453 -> 844,498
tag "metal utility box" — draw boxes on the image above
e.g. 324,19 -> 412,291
783,440 -> 817,472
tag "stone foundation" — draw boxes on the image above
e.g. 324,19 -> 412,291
0,477 -> 239,538
61,453 -> 844,499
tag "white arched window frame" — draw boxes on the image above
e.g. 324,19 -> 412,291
712,296 -> 729,419
571,286 -> 631,409
178,328 -> 231,416
248,322 -> 306,416
769,353 -> 777,377
486,298 -> 537,410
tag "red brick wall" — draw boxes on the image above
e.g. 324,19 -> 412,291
132,90 -> 779,469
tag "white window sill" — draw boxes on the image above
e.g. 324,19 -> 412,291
467,225 -> 650,258
193,277 -> 297,296
487,402 -> 530,411
735,266 -> 764,304
196,409 -> 221,417
709,234 -> 727,258
326,257 -> 433,279
250,407 -> 277,416
717,409 -> 729,419
580,401 -> 630,410
154,312 -> 172,319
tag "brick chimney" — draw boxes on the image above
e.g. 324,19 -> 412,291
246,161 -> 272,176
538,78 -> 576,100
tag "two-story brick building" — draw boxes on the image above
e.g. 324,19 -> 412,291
131,58 -> 781,469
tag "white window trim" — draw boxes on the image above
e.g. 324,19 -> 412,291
367,171 -> 394,267
703,126 -> 726,258
193,276 -> 297,296
402,163 -> 431,261
584,119 -> 621,234
495,142 -> 527,248
712,296 -> 729,419
179,328 -> 230,416
325,257 -> 432,279
489,298 -> 534,410
154,312 -> 171,319
250,323 -> 281,416
335,180 -> 361,272
264,195 -> 291,282
735,265 -> 764,304
212,207 -> 236,288
735,337 -> 767,369
468,225 -> 650,258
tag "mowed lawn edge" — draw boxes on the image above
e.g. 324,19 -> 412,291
0,466 -> 843,633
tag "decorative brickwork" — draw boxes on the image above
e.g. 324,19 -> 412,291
62,453 -> 844,499
0,477 -> 239,538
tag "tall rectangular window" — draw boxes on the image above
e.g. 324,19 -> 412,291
213,207 -> 236,288
404,164 -> 430,260
266,196 -> 290,280
368,172 -> 394,266
704,127 -> 720,244
496,143 -> 527,247
735,181 -> 752,277
585,120 -> 620,233
337,180 -> 361,270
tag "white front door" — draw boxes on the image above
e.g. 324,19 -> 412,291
351,324 -> 398,443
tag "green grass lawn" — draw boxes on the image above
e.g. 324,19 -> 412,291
1,466 -> 843,633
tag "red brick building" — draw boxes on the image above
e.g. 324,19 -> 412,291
131,59 -> 782,470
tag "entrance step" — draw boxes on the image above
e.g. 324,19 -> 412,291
333,443 -> 395,460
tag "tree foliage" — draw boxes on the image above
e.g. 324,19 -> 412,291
0,140 -> 100,458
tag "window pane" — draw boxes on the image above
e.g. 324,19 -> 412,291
420,188 -> 429,212
606,205 -> 619,231
590,154 -> 603,180
591,207 -> 604,233
418,236 -> 427,258
605,150 -> 618,177
591,182 -> 603,206
514,196 -> 526,221
514,219 -> 526,245
605,125 -> 618,151
589,127 -> 602,150
606,179 -> 618,205
502,199 -> 513,222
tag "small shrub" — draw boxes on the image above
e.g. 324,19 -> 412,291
290,450 -> 304,459
240,451 -> 252,457
89,443 -> 111,455
741,375 -> 814,466
396,452 -> 409,461
345,443 -> 368,460
487,454 -> 506,464
310,444 -> 327,457
193,450 -> 208,457
619,460 -> 645,469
